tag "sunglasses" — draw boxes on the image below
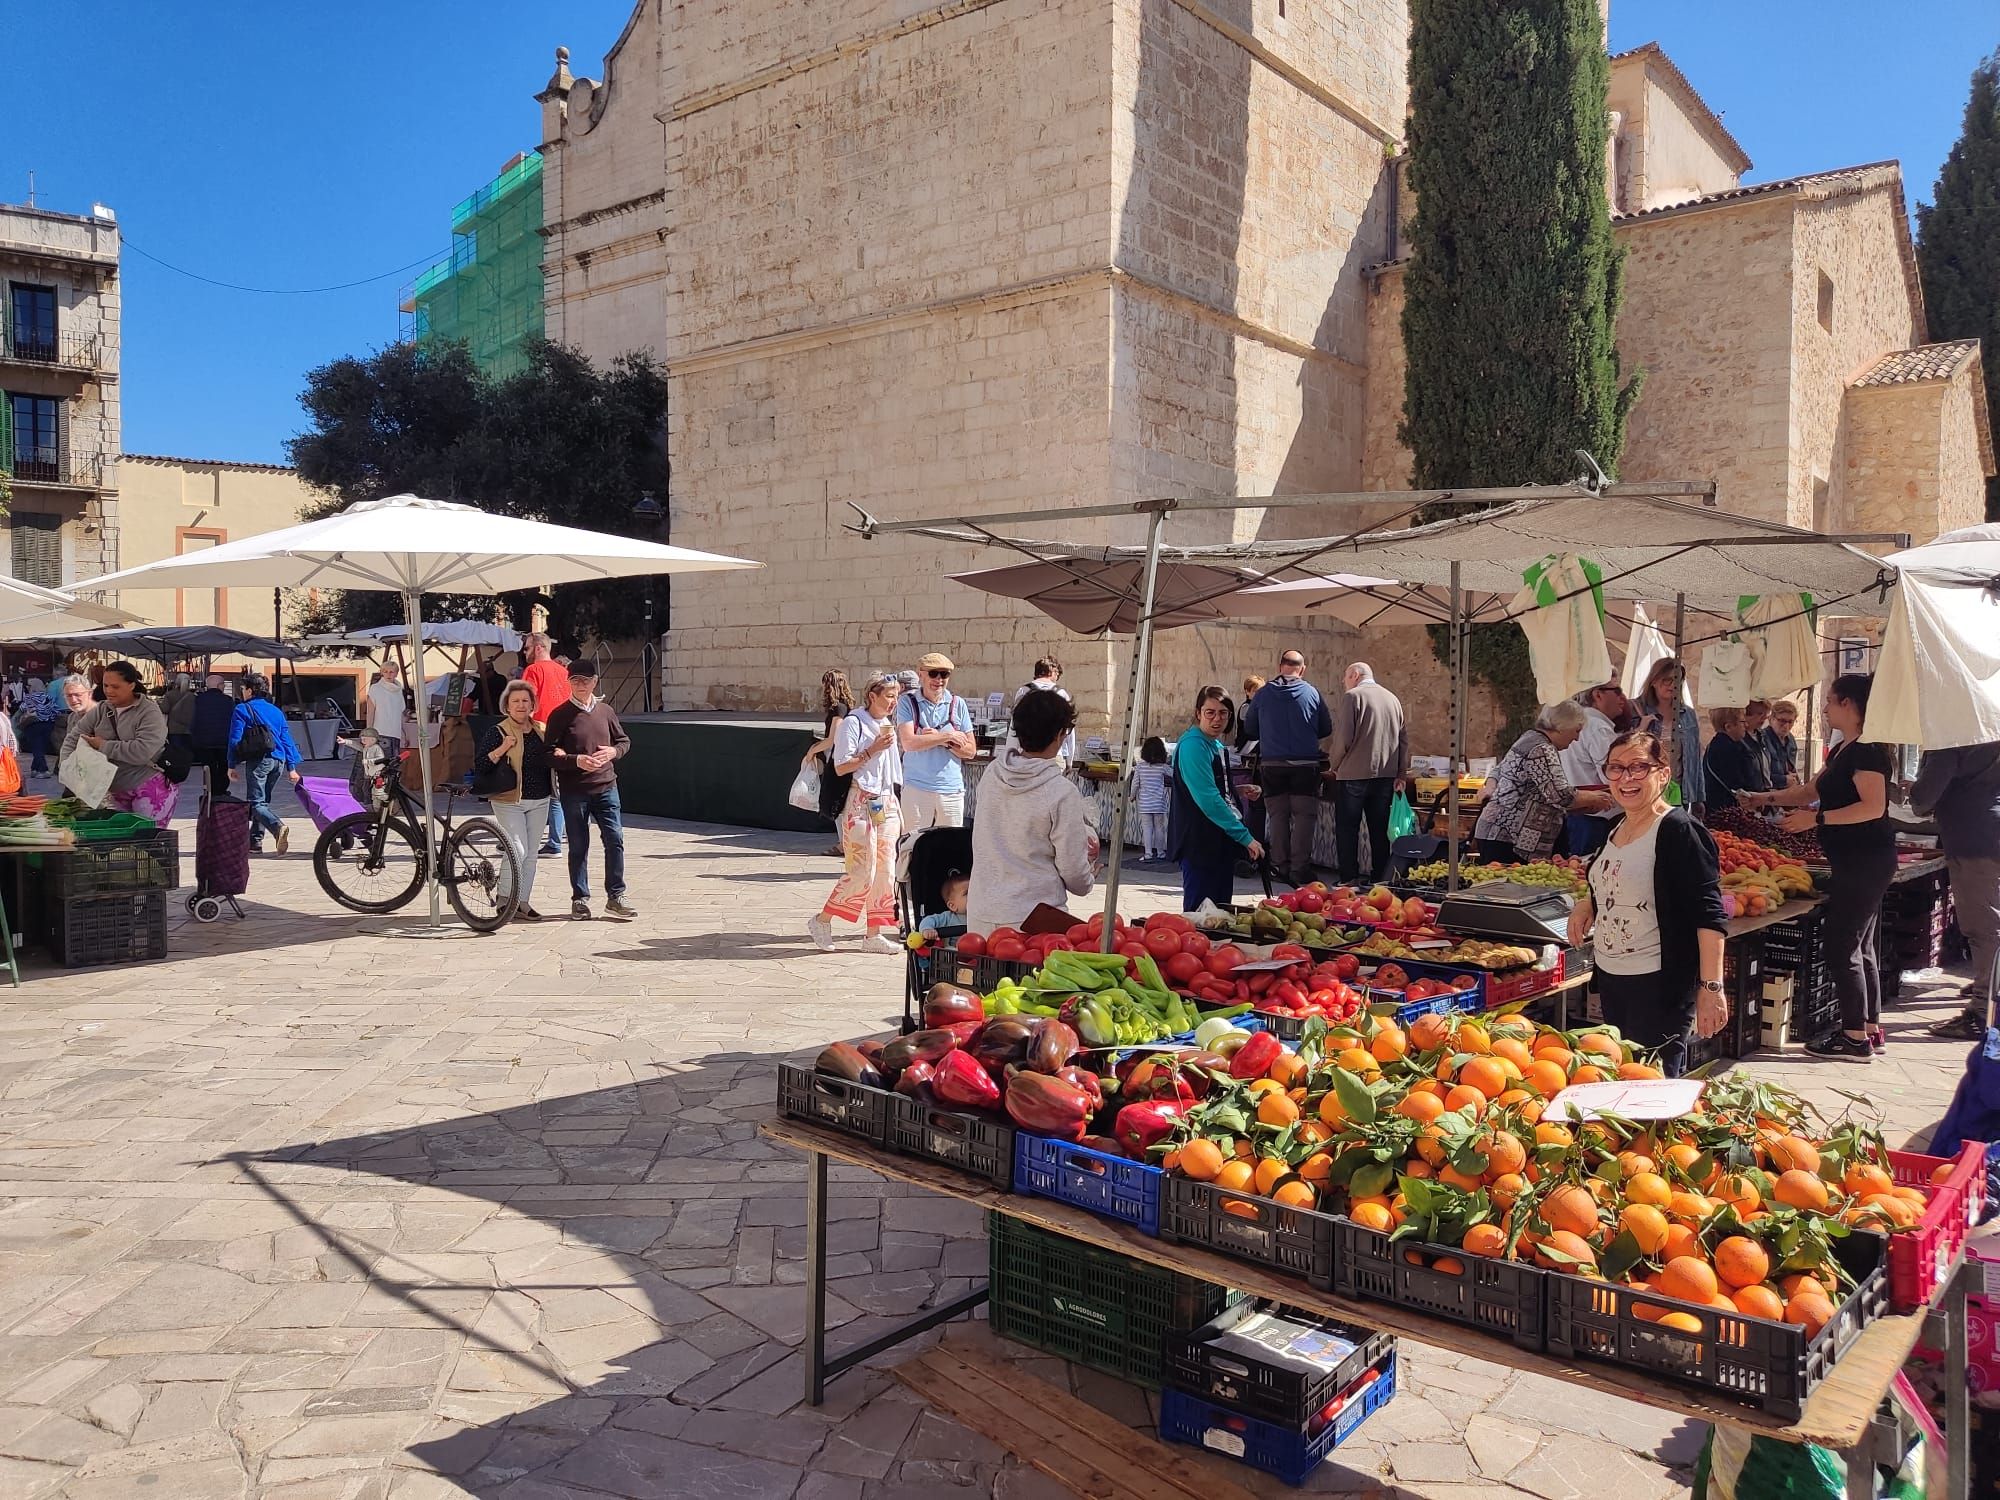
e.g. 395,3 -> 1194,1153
927,669 -> 952,680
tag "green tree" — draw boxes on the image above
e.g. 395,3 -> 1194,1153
286,339 -> 670,643
1916,53 -> 2000,524
1399,0 -> 1639,746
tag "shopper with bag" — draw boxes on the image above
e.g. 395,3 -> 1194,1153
475,681 -> 555,922
809,673 -> 906,952
1170,686 -> 1264,911
61,662 -> 176,826
228,676 -> 304,852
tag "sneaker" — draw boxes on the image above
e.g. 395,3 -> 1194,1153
1930,1010 -> 1987,1042
515,905 -> 543,923
539,843 -> 560,856
571,899 -> 592,920
1805,1030 -> 1873,1062
605,898 -> 638,922
1867,1026 -> 1886,1054
863,932 -> 902,955
807,914 -> 834,951
274,825 -> 290,856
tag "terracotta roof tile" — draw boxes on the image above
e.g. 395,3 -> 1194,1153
1612,162 -> 1899,223
1851,341 -> 1982,387
121,453 -> 296,474
1609,42 -> 1752,174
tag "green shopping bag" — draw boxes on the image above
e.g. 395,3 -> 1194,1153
1387,792 -> 1418,843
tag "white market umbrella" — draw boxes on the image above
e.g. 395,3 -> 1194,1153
81,494 -> 761,926
0,576 -> 134,641
302,620 -> 525,652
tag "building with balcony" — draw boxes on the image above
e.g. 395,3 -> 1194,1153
400,152 -> 546,380
0,201 -> 120,588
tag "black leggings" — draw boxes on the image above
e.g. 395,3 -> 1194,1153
1823,846 -> 1897,1034
1595,967 -> 1695,1078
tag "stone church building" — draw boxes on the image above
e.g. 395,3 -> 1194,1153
533,1 -> 1989,747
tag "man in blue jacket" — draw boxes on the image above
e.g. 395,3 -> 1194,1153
189,673 -> 235,797
1241,649 -> 1332,885
229,677 -> 304,854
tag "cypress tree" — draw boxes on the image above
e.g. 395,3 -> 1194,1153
1915,54 -> 2000,523
1399,0 -> 1640,490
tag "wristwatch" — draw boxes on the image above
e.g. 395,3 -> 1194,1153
1698,980 -> 1724,994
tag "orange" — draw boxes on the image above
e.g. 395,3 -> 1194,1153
1265,1051 -> 1307,1088
1781,1270 -> 1838,1299
1538,1183 -> 1601,1237
1569,1064 -> 1608,1085
1440,1164 -> 1485,1192
1732,1284 -> 1786,1321
1455,1023 -> 1492,1055
1408,1013 -> 1454,1052
1256,1092 -> 1301,1128
1930,1161 -> 1958,1186
1432,1256 -> 1466,1276
1616,1061 -> 1665,1080
1298,1120 -> 1332,1145
1459,1057 -> 1510,1101
1254,1157 -> 1289,1196
1843,1162 -> 1893,1197
1533,1122 -> 1575,1150
1415,1123 -> 1450,1167
1487,1172 -> 1526,1210
1403,1159 -> 1435,1180
1444,1084 -> 1488,1116
1272,1179 -> 1317,1209
1531,1031 -> 1571,1056
1370,1025 -> 1408,1063
1892,1185 -> 1928,1206
1488,1014 -> 1535,1040
1297,1151 -> 1334,1185
1215,1159 -> 1255,1192
1492,1038 -> 1534,1070
1713,1174 -> 1761,1215
1245,1077 -> 1284,1097
1784,1293 -> 1835,1336
1478,1131 -> 1528,1178
1536,1229 -> 1598,1271
1335,1047 -> 1377,1074
1495,1088 -> 1534,1110
1667,1191 -> 1714,1224
1765,1135 -> 1824,1173
1395,1090 -> 1445,1124
1525,1060 -> 1571,1097
1461,1223 -> 1508,1258
1773,1169 -> 1830,1211
1577,1032 -> 1624,1063
1619,1203 -> 1671,1255
1713,1236 -> 1771,1289
1178,1139 -> 1225,1182
1657,1256 -> 1720,1305
1657,1311 -> 1705,1333
1318,1091 -> 1350,1129
1666,1141 -> 1704,1173
1616,1152 -> 1657,1179
1858,1192 -> 1920,1228
1625,1171 -> 1672,1208
1350,1201 -> 1394,1233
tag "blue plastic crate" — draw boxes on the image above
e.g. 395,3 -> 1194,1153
1013,1132 -> 1163,1235
1361,955 -> 1488,1011
1160,1352 -> 1397,1486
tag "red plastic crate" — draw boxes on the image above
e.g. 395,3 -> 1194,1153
1886,1143 -> 1988,1311
1485,951 -> 1564,1006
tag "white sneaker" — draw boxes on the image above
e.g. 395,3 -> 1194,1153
806,915 -> 834,951
863,932 -> 902,955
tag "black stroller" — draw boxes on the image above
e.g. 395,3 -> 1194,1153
899,826 -> 973,1031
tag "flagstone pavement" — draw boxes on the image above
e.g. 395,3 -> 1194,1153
0,779 -> 1978,1498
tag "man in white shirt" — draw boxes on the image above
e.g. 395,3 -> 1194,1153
1559,681 -> 1626,857
1009,656 -> 1077,767
364,661 -> 407,764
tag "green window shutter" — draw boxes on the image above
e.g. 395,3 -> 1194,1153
0,392 -> 12,476
11,513 -> 61,587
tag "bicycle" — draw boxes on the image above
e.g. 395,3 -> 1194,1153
311,733 -> 520,932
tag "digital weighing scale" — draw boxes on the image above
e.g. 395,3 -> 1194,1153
1434,880 -> 1575,946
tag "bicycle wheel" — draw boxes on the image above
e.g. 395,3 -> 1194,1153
443,817 -> 520,933
314,811 -> 428,913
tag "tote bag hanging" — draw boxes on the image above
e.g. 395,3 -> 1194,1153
1509,554 -> 1612,704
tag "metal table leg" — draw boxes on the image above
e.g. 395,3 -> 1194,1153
1925,1257 -> 1971,1500
801,1144 -> 990,1407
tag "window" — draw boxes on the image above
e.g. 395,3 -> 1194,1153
9,513 -> 61,588
1816,271 -> 1834,334
7,284 -> 56,363
7,393 -> 59,481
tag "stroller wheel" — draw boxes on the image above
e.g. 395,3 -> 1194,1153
192,896 -> 224,923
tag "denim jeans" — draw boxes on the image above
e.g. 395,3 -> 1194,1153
562,786 -> 626,902
243,756 -> 285,846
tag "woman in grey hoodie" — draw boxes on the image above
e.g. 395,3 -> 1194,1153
968,689 -> 1097,934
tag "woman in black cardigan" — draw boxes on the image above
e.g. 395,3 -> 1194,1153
1567,729 -> 1729,1076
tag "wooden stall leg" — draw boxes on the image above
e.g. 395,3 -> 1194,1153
805,1148 -> 829,1407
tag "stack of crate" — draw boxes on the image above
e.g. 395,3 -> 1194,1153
1879,870 -> 1953,983
41,832 -> 178,966
1760,911 -> 1836,1043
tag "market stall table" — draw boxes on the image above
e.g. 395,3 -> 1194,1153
762,1115 -> 1977,1499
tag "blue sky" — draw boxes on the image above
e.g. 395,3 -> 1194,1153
3,2 -> 1994,465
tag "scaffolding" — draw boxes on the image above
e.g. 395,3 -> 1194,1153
399,150 -> 545,380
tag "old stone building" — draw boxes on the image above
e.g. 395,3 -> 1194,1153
537,7 -> 1990,746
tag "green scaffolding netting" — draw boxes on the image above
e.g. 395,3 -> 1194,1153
401,150 -> 545,379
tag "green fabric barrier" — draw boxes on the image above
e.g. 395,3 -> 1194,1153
613,720 -> 828,833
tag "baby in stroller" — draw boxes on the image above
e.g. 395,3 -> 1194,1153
917,872 -> 970,941
900,826 -> 973,942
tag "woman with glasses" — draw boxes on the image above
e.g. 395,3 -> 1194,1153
1168,686 -> 1264,911
1567,729 -> 1729,1077
1633,656 -> 1706,817
808,673 -> 905,953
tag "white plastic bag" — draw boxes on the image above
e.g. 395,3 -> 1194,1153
60,740 -> 117,809
787,760 -> 822,813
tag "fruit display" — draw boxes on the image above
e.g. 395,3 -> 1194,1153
1406,858 -> 1590,898
1149,1010 -> 1905,1340
1708,830 -> 1814,918
1706,805 -> 1825,864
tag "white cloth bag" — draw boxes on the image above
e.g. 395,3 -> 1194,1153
1739,592 -> 1820,699
1509,555 -> 1613,704
1866,569 -> 2000,749
1619,603 -> 1673,701
59,740 -> 117,809
1695,639 -> 1754,708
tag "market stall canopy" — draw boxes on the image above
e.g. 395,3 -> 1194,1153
1864,522 -> 2000,750
0,578 -> 133,642
40,625 -> 302,661
947,559 -> 1436,634
302,621 -> 524,652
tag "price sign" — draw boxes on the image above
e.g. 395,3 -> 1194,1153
1543,1077 -> 1706,1123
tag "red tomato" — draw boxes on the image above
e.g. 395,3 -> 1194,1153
990,937 -> 1027,962
1307,987 -> 1341,1011
1042,937 -> 1074,953
1117,940 -> 1149,960
1271,943 -> 1309,962
988,927 -> 1021,948
1181,931 -> 1212,960
1333,954 -> 1361,980
1143,927 -> 1182,960
1206,945 -> 1246,977
1163,952 -> 1205,986
956,932 -> 987,956
1247,971 -> 1275,995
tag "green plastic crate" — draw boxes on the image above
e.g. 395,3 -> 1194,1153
985,1211 -> 1235,1388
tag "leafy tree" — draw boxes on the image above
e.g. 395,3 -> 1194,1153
286,340 -> 670,643
1399,0 -> 1638,747
1916,52 -> 2000,523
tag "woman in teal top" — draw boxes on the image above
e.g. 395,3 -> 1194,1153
1166,686 -> 1264,910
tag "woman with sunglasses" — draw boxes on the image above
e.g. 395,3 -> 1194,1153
1169,686 -> 1264,910
1566,729 -> 1728,1076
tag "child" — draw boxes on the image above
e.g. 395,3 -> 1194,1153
917,871 -> 970,940
1131,737 -> 1173,862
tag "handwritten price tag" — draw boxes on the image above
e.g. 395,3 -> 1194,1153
1544,1077 -> 1706,1123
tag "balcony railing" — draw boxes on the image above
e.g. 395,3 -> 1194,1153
2,448 -> 104,488
0,323 -> 105,373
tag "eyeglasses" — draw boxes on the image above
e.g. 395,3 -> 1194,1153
927,669 -> 952,680
1605,762 -> 1663,781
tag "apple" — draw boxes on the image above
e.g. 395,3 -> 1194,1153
1366,886 -> 1397,911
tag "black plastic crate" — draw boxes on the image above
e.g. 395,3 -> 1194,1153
986,1211 -> 1234,1388
1543,1228 -> 1888,1421
1332,1220 -> 1547,1350
1682,1021 -> 1739,1072
903,945 -> 1035,1030
41,831 -> 180,899
49,889 -> 168,967
1158,1177 -> 1337,1288
1165,1299 -> 1394,1427
775,1061 -> 893,1145
1159,1352 -> 1396,1487
887,1095 -> 1014,1189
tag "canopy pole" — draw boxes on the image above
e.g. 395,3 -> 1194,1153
1447,561 -> 1464,893
1099,506 -> 1168,948
403,586 -> 443,928
1672,593 -> 1685,653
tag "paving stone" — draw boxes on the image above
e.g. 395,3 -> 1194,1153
63,1456 -> 248,1499
81,1381 -> 145,1438
810,1392 -> 923,1479
3,1410 -> 127,1463
546,1429 -> 803,1497
1464,1412 -> 1541,1479
1505,1435 -> 1683,1500
1392,1440 -> 1479,1484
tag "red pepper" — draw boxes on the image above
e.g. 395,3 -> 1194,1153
1229,1030 -> 1283,1080
1114,1099 -> 1187,1157
1054,1065 -> 1105,1113
1004,1072 -> 1095,1139
932,1049 -> 1003,1111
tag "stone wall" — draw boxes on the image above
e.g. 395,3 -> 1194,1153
1935,370 -> 1991,537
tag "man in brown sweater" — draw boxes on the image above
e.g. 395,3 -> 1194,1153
545,660 -> 636,921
